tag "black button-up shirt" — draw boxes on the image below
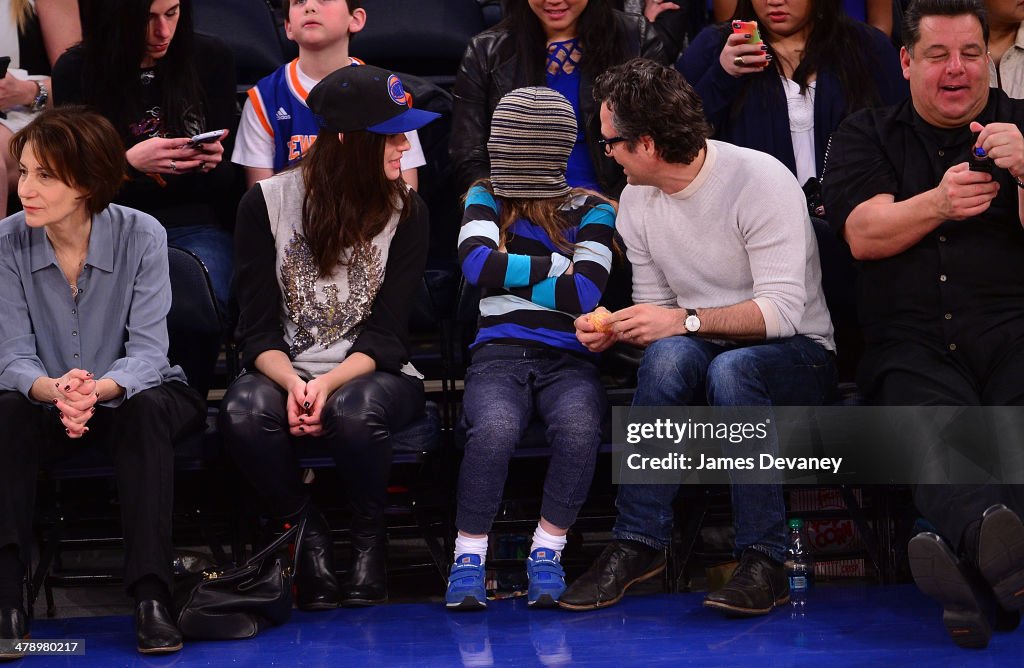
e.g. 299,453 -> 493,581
822,90 -> 1024,384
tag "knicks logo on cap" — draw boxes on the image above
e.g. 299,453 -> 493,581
387,74 -> 409,106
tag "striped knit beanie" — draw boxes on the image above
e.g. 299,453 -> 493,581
487,87 -> 576,199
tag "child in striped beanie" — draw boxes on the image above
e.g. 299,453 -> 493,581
446,87 -> 618,611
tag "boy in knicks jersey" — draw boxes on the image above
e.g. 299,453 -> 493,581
231,0 -> 426,189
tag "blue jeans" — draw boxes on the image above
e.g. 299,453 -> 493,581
457,345 -> 606,534
166,224 -> 233,310
614,335 -> 837,562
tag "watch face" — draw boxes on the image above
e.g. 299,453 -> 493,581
685,314 -> 700,333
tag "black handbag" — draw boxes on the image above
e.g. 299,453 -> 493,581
174,520 -> 306,640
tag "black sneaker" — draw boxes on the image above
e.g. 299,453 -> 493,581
909,531 -> 993,649
977,504 -> 1024,613
703,549 -> 789,617
558,540 -> 666,611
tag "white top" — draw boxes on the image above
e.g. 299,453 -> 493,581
780,76 -> 817,185
616,140 -> 835,350
989,23 -> 1024,99
232,59 -> 426,172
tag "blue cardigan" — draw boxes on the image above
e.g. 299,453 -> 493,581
676,22 -> 908,178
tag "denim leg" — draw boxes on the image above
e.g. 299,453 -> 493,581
166,224 -> 234,310
614,337 -> 721,549
456,354 -> 533,535
706,336 -> 837,562
533,356 -> 606,530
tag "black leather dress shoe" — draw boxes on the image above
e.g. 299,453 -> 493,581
295,510 -> 340,611
558,540 -> 666,611
135,600 -> 183,654
340,540 -> 388,607
704,549 -> 789,617
909,532 -> 994,649
0,608 -> 28,661
977,504 -> 1024,613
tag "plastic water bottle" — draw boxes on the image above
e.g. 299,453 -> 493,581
785,518 -> 812,616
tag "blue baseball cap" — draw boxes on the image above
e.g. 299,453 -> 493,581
307,65 -> 440,134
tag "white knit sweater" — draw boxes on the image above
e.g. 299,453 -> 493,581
617,140 -> 835,351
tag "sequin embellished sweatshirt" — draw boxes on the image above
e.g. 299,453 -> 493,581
234,168 -> 428,378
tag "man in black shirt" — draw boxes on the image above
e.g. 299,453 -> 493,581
823,0 -> 1024,649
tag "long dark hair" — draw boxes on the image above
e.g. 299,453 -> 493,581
79,0 -> 206,139
301,132 -> 412,279
498,0 -> 627,83
727,0 -> 879,112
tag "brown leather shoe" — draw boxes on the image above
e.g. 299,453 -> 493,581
558,540 -> 666,611
704,549 -> 789,617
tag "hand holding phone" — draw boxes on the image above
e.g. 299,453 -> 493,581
732,20 -> 762,46
187,129 -> 227,148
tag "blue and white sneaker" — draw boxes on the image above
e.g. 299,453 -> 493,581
526,548 -> 566,608
446,554 -> 487,610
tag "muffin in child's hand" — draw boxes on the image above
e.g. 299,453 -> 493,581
590,306 -> 613,333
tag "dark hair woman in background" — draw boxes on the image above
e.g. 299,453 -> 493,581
0,107 -> 205,658
677,0 -> 907,193
451,0 -> 668,198
221,66 -> 438,611
51,0 -> 237,308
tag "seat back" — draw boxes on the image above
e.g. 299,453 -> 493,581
193,0 -> 296,89
168,246 -> 225,399
350,0 -> 488,86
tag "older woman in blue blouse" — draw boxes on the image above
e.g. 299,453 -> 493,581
0,107 -> 204,657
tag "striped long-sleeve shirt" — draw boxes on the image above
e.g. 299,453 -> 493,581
458,185 -> 616,354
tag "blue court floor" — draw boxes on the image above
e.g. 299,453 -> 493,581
18,585 -> 1024,667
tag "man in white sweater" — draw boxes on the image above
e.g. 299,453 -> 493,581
559,59 -> 836,616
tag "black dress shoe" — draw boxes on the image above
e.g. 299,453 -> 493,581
295,509 -> 340,610
339,539 -> 388,607
558,540 -> 666,611
135,600 -> 183,654
704,549 -> 789,617
977,504 -> 1024,613
0,608 -> 28,661
909,532 -> 994,649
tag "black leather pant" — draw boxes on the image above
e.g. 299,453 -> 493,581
0,383 -> 205,594
219,371 -> 424,521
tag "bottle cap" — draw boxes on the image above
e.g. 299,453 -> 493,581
974,146 -> 988,159
788,518 -> 804,529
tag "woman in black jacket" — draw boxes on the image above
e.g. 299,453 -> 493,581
451,0 -> 668,198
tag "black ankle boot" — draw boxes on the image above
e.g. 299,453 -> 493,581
340,503 -> 387,607
294,508 -> 339,611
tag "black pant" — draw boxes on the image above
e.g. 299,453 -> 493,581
0,382 -> 205,594
868,340 -> 1024,551
219,371 -> 424,521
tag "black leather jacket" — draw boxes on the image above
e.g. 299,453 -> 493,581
450,11 -> 668,198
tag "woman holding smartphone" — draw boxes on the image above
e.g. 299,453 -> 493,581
677,0 -> 906,194
51,0 -> 237,308
221,65 -> 438,610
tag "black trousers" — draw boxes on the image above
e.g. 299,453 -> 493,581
0,382 -> 205,593
219,371 -> 424,521
868,339 -> 1024,551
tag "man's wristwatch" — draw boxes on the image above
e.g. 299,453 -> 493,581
684,308 -> 701,334
31,81 -> 48,112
